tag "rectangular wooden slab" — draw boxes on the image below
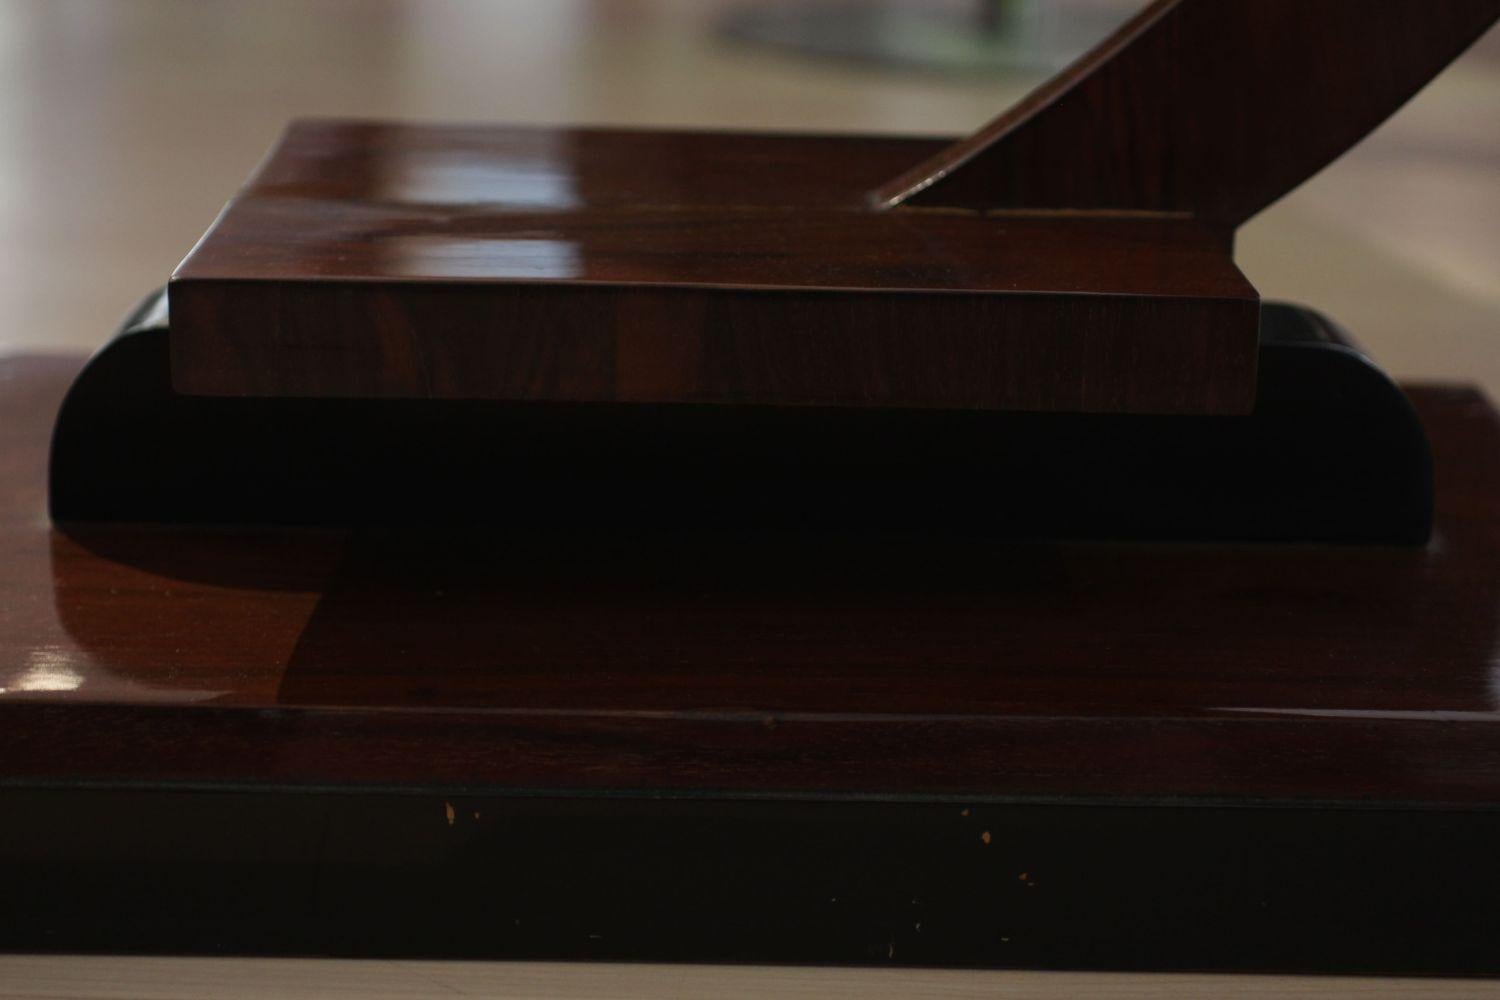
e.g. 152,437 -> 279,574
168,120 -> 1258,414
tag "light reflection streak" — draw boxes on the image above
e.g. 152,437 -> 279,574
377,235 -> 582,279
7,649 -> 84,692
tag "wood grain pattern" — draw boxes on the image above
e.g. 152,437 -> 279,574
5,355 -> 1500,804
168,122 -> 1258,415
875,0 -> 1500,223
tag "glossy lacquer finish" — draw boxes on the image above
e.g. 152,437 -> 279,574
169,122 -> 1258,415
6,355 -> 1500,804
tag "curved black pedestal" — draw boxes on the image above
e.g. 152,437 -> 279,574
50,290 -> 1433,544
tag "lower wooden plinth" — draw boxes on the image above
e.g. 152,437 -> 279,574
3,354 -> 1499,971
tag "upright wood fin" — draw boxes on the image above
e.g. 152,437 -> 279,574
872,0 -> 1500,227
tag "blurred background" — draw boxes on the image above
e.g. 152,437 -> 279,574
1,0 -> 1497,390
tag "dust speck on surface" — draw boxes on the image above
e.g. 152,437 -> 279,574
980,830 -> 992,845
444,802 -> 455,826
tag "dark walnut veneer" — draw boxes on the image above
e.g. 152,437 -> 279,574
169,122 -> 1257,415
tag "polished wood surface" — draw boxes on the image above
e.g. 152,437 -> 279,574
169,122 -> 1256,414
875,0 -> 1500,222
6,353 -> 1500,803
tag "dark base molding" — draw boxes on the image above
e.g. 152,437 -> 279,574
49,291 -> 1432,544
0,785 -> 1494,971
3,786 -> 1497,973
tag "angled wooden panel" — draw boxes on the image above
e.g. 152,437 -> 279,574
874,0 -> 1500,226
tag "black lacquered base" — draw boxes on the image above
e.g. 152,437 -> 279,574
5,787 -> 1497,973
50,291 -> 1432,543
